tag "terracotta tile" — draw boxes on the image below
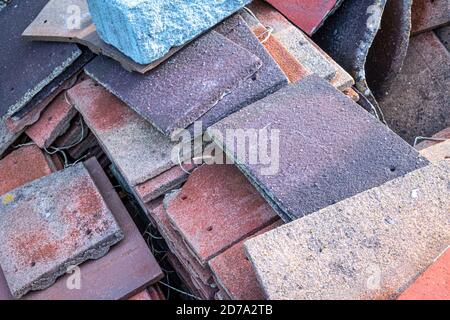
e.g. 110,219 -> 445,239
209,75 -> 428,221
265,0 -> 341,35
420,140 -> 450,164
26,92 -> 77,148
0,145 -> 56,196
68,79 -> 180,186
135,164 -> 195,203
252,25 -> 310,83
415,128 -> 450,151
128,289 -> 152,301
398,249 -> 450,300
411,0 -> 450,35
209,221 -> 283,300
245,162 -> 450,300
0,161 -> 124,298
165,165 -> 279,265
0,158 -> 163,300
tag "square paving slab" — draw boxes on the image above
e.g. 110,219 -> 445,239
85,30 -> 262,136
0,0 -> 81,118
208,75 -> 428,221
245,162 -> 450,300
0,160 -> 124,298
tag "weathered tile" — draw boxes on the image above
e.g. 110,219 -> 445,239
420,140 -> 450,164
411,0 -> 450,35
85,31 -> 262,136
245,163 -> 450,300
415,128 -> 450,151
26,93 -> 78,148
209,75 -> 428,221
0,145 -> 57,196
0,160 -> 124,298
0,117 -> 21,158
314,0 -> 412,111
398,249 -> 450,300
265,0 -> 342,35
0,158 -> 162,300
129,289 -> 152,301
378,32 -> 450,144
253,25 -> 310,83
245,1 -> 354,90
87,0 -> 251,64
68,79 -> 179,186
184,15 -> 288,134
0,0 -> 81,118
136,164 -> 195,203
146,199 -> 214,287
165,165 -> 279,265
209,221 -> 282,300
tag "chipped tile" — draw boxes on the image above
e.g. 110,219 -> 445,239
209,221 -> 283,300
0,145 -> 57,196
398,249 -> 450,300
0,0 -> 81,118
0,160 -> 124,298
265,0 -> 342,35
136,164 -> 195,203
165,165 -> 279,265
209,75 -> 428,221
411,0 -> 450,35
85,31 -> 262,135
420,140 -> 450,164
245,163 -> 450,300
68,79 -> 179,186
378,32 -> 450,144
26,93 -> 78,148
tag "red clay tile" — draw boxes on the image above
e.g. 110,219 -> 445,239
411,0 -> 450,35
136,164 -> 195,203
415,128 -> 450,151
265,0 -> 340,35
165,165 -> 279,266
252,25 -> 310,83
26,92 -> 77,148
209,221 -> 283,300
0,145 -> 56,196
148,285 -> 165,300
398,249 -> 450,300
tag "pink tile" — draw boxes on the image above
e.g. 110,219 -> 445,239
265,0 -> 340,35
0,145 -> 56,196
209,221 -> 283,300
165,165 -> 279,266
25,92 -> 77,148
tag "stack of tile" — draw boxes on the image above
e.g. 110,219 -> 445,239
146,164 -> 282,300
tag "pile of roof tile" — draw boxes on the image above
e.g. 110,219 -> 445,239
0,0 -> 449,301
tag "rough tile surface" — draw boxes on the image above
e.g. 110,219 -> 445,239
87,0 -> 251,64
415,128 -> 450,151
185,15 -> 288,134
0,117 -> 21,158
135,164 -> 195,203
68,79 -> 179,186
378,32 -> 450,144
0,0 -> 81,118
209,75 -> 428,221
20,158 -> 162,300
26,93 -> 78,148
265,0 -> 342,35
245,163 -> 450,300
420,140 -> 450,164
398,249 -> 450,300
0,162 -> 124,298
0,145 -> 57,196
85,31 -> 262,135
165,165 -> 279,265
411,0 -> 450,35
209,221 -> 283,300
